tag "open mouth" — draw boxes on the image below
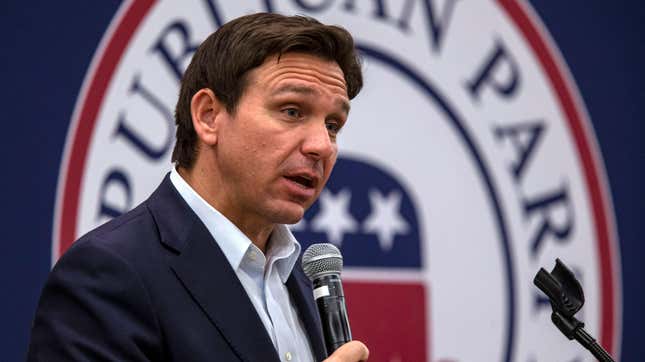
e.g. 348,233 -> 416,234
285,175 -> 314,188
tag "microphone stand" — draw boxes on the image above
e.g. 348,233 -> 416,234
534,259 -> 615,362
550,310 -> 615,361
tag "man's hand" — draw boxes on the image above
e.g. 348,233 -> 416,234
323,341 -> 369,362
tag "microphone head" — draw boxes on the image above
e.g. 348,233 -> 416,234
302,243 -> 343,281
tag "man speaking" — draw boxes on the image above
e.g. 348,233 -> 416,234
28,13 -> 368,362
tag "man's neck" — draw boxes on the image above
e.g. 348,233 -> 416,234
177,166 -> 273,253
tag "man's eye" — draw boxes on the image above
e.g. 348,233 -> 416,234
326,122 -> 341,134
283,108 -> 301,118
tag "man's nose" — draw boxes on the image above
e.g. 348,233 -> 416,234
301,121 -> 335,160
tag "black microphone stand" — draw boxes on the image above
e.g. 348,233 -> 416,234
533,259 -> 615,362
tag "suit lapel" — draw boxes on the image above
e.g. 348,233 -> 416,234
286,266 -> 328,360
170,224 -> 280,362
147,176 -> 280,362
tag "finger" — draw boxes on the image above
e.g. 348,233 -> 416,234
324,341 -> 369,362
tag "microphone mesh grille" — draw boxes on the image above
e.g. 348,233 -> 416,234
301,243 -> 343,281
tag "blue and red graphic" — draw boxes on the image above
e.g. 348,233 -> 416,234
293,157 -> 428,361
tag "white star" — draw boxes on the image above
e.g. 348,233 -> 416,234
363,189 -> 409,251
310,188 -> 358,246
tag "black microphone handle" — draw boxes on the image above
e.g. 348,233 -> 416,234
312,274 -> 352,354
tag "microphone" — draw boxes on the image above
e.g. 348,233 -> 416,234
302,243 -> 352,355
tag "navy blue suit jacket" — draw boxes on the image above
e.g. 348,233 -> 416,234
28,175 -> 327,361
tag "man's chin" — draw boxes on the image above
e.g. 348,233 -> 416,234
269,201 -> 307,225
281,210 -> 305,226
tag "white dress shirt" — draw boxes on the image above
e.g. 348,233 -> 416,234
170,169 -> 314,362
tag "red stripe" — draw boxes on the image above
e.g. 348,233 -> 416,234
59,0 -> 155,255
498,0 -> 616,354
345,281 -> 429,361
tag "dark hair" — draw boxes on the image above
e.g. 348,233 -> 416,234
172,12 -> 363,169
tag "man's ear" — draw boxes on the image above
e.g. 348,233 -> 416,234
191,88 -> 224,146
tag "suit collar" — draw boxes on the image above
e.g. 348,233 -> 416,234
170,222 -> 281,362
147,175 -> 280,362
146,175 -> 327,361
146,174 -> 194,254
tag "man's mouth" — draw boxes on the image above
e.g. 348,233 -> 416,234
285,175 -> 315,188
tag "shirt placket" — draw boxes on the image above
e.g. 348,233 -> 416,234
245,248 -> 278,346
265,265 -> 298,362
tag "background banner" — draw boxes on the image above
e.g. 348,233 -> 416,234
2,1 -> 643,361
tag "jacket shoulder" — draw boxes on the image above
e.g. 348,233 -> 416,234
70,201 -> 162,260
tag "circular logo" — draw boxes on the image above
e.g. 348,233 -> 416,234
54,1 -> 621,361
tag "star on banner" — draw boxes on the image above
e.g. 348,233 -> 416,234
363,189 -> 410,251
310,188 -> 358,246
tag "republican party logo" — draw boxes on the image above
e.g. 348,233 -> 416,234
54,1 -> 621,361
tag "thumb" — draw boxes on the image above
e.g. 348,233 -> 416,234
324,341 -> 369,362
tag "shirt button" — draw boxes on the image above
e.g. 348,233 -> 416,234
249,252 -> 257,261
285,352 -> 292,361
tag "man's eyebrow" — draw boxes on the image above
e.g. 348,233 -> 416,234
273,84 -> 350,114
336,98 -> 350,115
273,84 -> 317,96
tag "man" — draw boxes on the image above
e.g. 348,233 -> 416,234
28,12 -> 368,362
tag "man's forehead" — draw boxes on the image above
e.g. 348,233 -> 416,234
254,53 -> 348,92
